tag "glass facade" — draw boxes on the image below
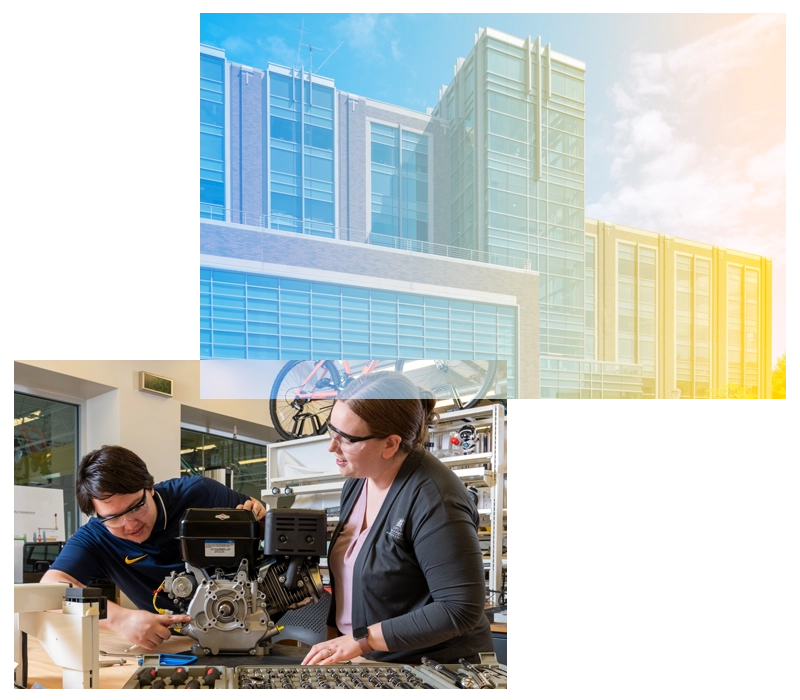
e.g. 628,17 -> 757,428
450,62 -> 475,250
370,123 -> 429,241
726,264 -> 759,398
14,393 -> 80,537
201,267 -> 517,397
540,359 -> 642,399
200,53 -> 226,219
268,72 -> 335,236
440,33 -> 591,396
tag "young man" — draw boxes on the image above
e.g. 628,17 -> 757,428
41,445 -> 266,650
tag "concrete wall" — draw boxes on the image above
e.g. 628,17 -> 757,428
229,65 -> 264,216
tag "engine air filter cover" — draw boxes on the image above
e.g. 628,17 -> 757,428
178,508 -> 260,568
263,509 -> 327,557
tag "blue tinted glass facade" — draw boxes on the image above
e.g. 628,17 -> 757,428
401,131 -> 429,241
200,53 -> 225,220
442,37 -> 586,362
370,124 -> 429,241
269,72 -> 335,237
201,267 -> 517,394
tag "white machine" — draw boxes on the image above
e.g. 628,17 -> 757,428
14,582 -> 104,689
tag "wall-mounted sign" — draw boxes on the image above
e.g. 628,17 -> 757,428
139,371 -> 173,397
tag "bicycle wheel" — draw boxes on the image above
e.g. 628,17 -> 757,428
269,361 -> 341,440
395,360 -> 499,409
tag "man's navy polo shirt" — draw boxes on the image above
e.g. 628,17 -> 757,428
50,476 -> 249,611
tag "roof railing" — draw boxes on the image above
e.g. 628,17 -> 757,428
200,205 -> 534,271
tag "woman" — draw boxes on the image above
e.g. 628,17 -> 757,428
301,371 -> 493,665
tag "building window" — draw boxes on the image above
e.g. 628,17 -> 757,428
675,254 -> 693,398
638,247 -> 656,399
201,53 -> 225,220
675,254 -> 712,399
370,124 -> 429,242
618,243 -> 636,364
200,267 -> 518,398
616,242 -> 656,398
181,429 -> 267,501
694,258 -> 711,398
726,265 -> 759,398
268,72 -> 335,237
14,393 -> 80,538
584,234 -> 596,359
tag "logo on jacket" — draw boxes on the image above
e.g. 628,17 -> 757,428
124,554 -> 148,564
387,518 -> 405,541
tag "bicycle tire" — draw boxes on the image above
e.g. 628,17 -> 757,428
394,360 -> 498,409
269,360 -> 341,440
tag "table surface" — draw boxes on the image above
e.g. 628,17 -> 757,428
24,632 -> 381,689
23,630 -> 199,689
25,634 -> 322,688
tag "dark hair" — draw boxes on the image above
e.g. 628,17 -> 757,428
76,445 -> 155,516
337,372 -> 438,454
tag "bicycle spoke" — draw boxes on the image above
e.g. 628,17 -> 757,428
269,361 -> 340,440
397,360 -> 497,409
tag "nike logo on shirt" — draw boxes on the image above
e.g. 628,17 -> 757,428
125,554 -> 148,564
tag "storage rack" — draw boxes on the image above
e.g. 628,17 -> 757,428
262,403 -> 507,603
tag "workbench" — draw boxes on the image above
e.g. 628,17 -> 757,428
24,626 -> 508,689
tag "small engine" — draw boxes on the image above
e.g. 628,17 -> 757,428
163,508 -> 326,656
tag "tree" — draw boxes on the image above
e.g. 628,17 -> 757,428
772,353 -> 786,399
709,384 -> 747,399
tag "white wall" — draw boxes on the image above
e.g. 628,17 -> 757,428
14,361 -> 275,484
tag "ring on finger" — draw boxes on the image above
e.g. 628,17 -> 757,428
326,647 -> 333,658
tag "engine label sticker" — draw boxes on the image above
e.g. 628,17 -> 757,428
205,539 -> 235,556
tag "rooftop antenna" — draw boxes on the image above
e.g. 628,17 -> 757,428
315,40 -> 345,73
300,40 -> 322,102
295,18 -> 305,69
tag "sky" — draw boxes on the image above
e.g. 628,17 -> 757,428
202,13 -> 787,361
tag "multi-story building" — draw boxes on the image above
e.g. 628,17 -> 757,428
200,26 -> 772,399
587,219 -> 773,399
199,43 -> 539,400
432,28 -> 649,399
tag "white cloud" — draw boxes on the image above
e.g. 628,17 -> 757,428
220,36 -> 253,55
257,36 -> 296,68
589,14 -> 785,266
627,14 -> 785,105
332,13 -> 400,64
629,110 -> 673,154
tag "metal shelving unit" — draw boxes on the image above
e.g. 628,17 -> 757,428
426,403 -> 506,600
262,402 -> 507,603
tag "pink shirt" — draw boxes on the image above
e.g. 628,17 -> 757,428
329,482 -> 385,634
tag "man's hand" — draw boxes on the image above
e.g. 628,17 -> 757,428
110,608 -> 191,650
237,498 -> 266,521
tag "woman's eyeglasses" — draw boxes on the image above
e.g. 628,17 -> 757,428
96,489 -> 148,528
326,422 -> 378,446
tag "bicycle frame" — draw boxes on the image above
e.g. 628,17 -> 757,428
292,361 -> 382,401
